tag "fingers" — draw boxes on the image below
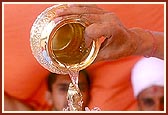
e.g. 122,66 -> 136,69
56,4 -> 107,17
67,4 -> 98,8
84,22 -> 113,47
84,23 -> 104,47
80,14 -> 101,23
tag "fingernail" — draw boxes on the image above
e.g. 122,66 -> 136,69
99,36 -> 106,44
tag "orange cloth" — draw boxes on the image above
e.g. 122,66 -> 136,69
86,4 -> 164,111
4,4 -> 164,110
4,4 -> 52,110
87,56 -> 142,110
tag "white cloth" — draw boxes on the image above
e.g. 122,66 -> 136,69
131,57 -> 164,97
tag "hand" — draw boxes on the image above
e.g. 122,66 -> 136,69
56,4 -> 164,61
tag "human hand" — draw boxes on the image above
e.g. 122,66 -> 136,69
55,4 -> 143,61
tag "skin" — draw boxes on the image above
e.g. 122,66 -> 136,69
137,85 -> 164,111
46,72 -> 90,111
55,4 -> 164,61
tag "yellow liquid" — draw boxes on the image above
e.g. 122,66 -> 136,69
47,17 -> 100,72
51,23 -> 90,65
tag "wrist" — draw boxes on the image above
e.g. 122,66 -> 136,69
129,27 -> 155,57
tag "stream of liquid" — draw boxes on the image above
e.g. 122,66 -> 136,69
30,4 -> 101,111
63,65 -> 101,111
64,69 -> 83,111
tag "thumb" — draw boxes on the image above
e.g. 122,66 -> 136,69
84,23 -> 106,48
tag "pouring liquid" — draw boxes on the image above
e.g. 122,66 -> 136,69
48,20 -> 100,111
30,5 -> 100,111
50,22 -> 88,111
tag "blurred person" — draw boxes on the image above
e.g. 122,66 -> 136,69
131,57 -> 164,111
45,70 -> 90,111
